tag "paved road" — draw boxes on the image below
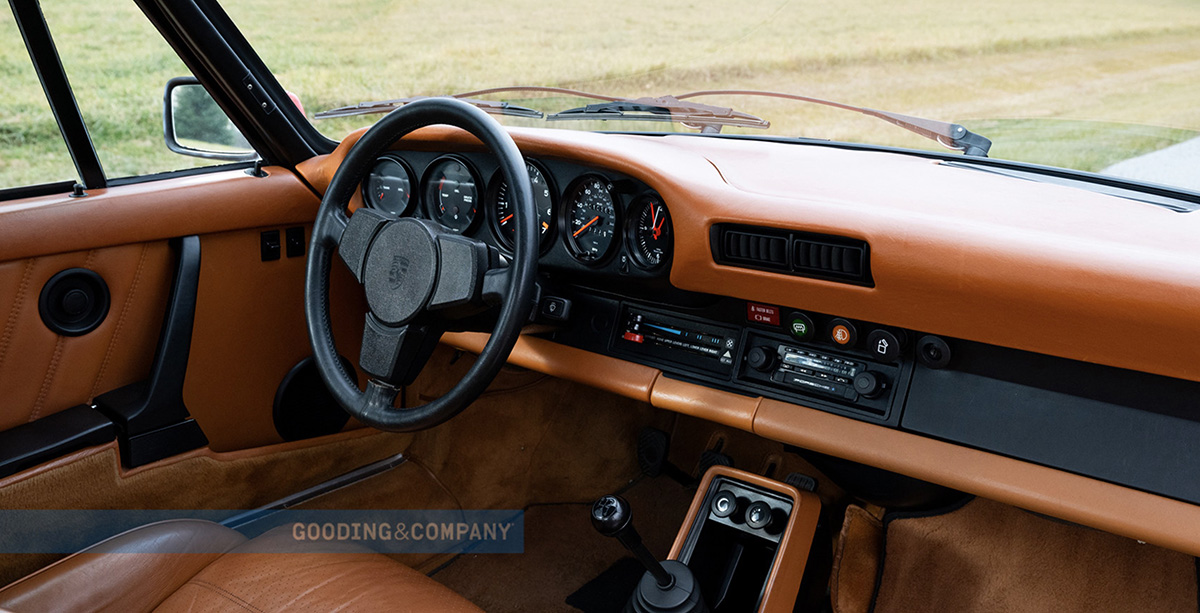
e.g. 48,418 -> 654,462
1102,137 -> 1200,192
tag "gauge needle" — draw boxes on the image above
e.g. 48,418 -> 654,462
653,211 -> 666,240
500,214 -> 514,225
574,216 -> 600,238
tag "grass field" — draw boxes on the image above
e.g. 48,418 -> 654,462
2,0 -> 1199,188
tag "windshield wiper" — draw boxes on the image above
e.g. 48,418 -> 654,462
548,96 -> 770,133
672,90 -> 991,156
316,95 -> 544,120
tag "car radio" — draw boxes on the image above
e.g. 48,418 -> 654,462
738,330 -> 903,417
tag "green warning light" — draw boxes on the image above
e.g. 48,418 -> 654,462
787,312 -> 814,341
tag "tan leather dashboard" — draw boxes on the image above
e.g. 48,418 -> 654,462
296,125 -> 1200,555
299,126 -> 1200,385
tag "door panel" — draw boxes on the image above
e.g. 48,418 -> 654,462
182,225 -> 366,451
0,166 -> 359,458
0,242 -> 172,431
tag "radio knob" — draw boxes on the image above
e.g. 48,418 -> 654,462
853,371 -> 887,398
746,346 -> 777,372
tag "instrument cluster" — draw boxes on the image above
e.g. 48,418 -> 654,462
360,150 -> 674,276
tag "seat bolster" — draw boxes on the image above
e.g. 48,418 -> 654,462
153,526 -> 484,612
0,519 -> 246,613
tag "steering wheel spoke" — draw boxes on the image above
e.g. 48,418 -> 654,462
337,207 -> 390,283
426,234 -> 493,311
360,315 -> 445,386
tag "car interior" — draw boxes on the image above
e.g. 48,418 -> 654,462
2,0 -> 1200,612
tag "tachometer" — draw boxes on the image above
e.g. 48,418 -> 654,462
362,154 -> 415,216
422,156 -> 480,233
489,160 -> 555,251
628,195 -> 672,269
564,175 -> 618,263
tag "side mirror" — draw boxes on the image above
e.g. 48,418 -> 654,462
163,77 -> 257,161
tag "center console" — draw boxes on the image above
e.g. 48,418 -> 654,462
669,466 -> 821,613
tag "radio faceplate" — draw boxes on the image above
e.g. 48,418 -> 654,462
738,330 -> 904,418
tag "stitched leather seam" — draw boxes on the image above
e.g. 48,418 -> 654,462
188,580 -> 266,613
0,258 -> 36,373
29,250 -> 95,422
90,243 -> 149,399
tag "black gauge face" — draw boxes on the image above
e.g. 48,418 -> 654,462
629,195 -> 673,269
564,176 -> 619,262
491,161 -> 555,251
363,155 -> 414,215
422,157 -> 479,233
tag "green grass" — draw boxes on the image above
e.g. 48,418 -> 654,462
2,0 -> 1199,189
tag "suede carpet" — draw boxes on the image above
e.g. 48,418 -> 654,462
840,498 -> 1198,613
431,476 -> 694,612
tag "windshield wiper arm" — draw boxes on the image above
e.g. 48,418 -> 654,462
675,90 -> 991,156
547,95 -> 769,134
316,95 -> 544,120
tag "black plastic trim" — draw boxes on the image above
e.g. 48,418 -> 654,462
901,340 -> 1200,505
7,0 -> 105,189
0,405 -> 115,479
0,180 -> 75,202
93,235 -> 208,467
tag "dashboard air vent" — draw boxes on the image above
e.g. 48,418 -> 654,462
711,224 -> 872,286
721,229 -> 789,270
794,238 -> 865,279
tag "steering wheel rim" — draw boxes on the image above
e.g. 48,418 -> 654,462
305,97 -> 538,431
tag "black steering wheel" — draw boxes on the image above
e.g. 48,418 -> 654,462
305,98 -> 538,431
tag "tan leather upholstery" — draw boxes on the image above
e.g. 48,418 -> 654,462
0,520 -> 482,613
0,242 -> 173,431
0,520 -> 245,613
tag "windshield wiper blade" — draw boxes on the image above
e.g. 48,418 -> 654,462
675,90 -> 991,156
316,95 -> 544,120
547,95 -> 769,133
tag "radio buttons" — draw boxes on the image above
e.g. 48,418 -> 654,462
829,318 -> 857,347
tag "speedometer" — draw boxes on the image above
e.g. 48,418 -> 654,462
564,176 -> 618,263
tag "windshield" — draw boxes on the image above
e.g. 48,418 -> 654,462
222,0 -> 1200,192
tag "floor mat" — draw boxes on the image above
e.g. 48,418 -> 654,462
432,476 -> 694,612
859,498 -> 1198,613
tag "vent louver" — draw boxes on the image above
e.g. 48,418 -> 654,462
794,238 -> 865,279
711,224 -> 872,286
722,229 -> 788,270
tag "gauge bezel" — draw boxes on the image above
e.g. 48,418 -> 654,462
561,174 -> 621,265
486,158 -> 557,254
361,153 -> 417,216
625,193 -> 673,271
420,154 -> 483,234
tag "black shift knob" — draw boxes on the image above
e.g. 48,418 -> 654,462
592,495 -> 632,536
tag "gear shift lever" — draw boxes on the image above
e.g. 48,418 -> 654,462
591,495 -> 708,613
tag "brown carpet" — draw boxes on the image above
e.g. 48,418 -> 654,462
431,476 -> 695,613
841,498 -> 1198,613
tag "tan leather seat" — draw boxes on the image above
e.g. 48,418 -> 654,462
0,519 -> 482,613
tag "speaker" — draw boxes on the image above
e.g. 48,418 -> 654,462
38,268 -> 110,337
273,355 -> 354,441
